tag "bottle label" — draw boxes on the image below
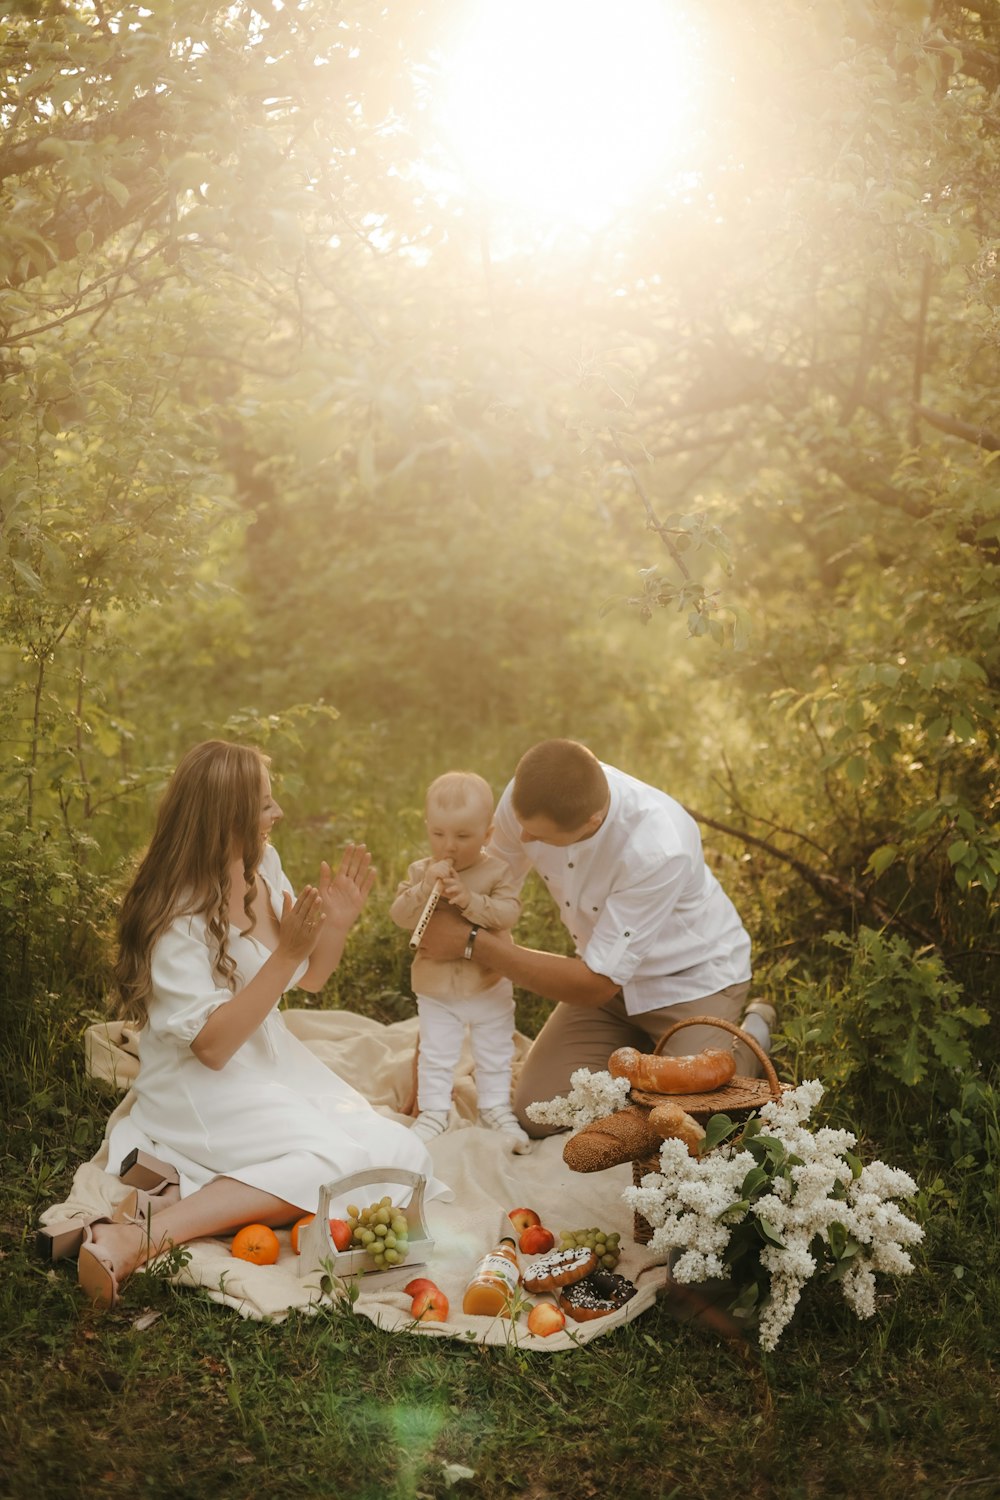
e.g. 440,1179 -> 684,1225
475,1255 -> 520,1294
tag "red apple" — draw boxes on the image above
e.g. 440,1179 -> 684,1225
527,1302 -> 566,1337
507,1207 -> 541,1234
519,1224 -> 556,1255
403,1276 -> 439,1298
329,1218 -> 352,1253
411,1285 -> 449,1322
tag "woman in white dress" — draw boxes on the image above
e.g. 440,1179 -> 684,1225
73,739 -> 448,1308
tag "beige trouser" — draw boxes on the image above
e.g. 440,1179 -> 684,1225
513,981 -> 754,1138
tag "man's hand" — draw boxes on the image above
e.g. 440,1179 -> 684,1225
418,901 -> 472,960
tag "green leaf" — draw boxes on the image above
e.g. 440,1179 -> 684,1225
867,844 -> 898,877
702,1114 -> 740,1152
741,1165 -> 769,1199
728,1281 -> 761,1318
898,1026 -> 926,1087
103,176 -> 130,208
11,558 -> 42,590
756,1217 -> 786,1248
844,756 -> 866,788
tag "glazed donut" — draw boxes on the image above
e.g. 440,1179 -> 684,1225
522,1247 -> 597,1292
608,1045 -> 736,1095
558,1270 -> 638,1321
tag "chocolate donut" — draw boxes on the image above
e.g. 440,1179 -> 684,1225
558,1270 -> 637,1321
522,1247 -> 597,1291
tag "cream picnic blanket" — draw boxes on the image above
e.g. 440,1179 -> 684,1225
42,1011 -> 670,1349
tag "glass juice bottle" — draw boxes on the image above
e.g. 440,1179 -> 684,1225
462,1228 -> 521,1317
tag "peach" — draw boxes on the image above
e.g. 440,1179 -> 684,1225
507,1207 -> 541,1234
519,1224 -> 556,1255
527,1302 -> 566,1337
291,1215 -> 353,1254
411,1286 -> 449,1322
328,1218 -> 352,1252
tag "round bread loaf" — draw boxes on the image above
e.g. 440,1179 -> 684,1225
522,1246 -> 597,1291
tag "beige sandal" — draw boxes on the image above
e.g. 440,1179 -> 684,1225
37,1187 -> 152,1264
76,1190 -> 153,1310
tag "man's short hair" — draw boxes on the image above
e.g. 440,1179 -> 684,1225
512,740 -> 608,831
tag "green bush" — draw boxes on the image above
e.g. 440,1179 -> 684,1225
788,927 -> 990,1121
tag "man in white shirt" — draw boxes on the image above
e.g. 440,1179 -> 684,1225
420,739 -> 767,1136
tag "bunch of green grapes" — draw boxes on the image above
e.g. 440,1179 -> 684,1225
559,1227 -> 621,1270
345,1196 -> 410,1270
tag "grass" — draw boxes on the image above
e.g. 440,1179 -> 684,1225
2,840 -> 998,1500
2,997 -> 999,1500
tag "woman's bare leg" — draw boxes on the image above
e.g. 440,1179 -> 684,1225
88,1176 -> 300,1285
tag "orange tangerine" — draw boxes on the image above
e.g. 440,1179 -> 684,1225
290,1214 -> 313,1254
231,1223 -> 281,1265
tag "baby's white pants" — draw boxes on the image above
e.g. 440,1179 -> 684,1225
415,978 -> 516,1113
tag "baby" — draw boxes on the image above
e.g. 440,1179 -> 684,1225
390,771 -> 529,1152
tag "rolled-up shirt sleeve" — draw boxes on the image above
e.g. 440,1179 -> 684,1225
148,917 -> 233,1046
581,856 -> 690,986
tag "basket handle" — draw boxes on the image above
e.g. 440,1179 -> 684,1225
652,1014 -> 782,1100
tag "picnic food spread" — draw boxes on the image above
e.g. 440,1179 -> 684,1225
608,1044 -> 737,1094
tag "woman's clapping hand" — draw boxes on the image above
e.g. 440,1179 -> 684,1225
319,842 -> 376,929
277,886 -> 326,962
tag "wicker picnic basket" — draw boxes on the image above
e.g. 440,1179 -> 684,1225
629,1015 -> 786,1245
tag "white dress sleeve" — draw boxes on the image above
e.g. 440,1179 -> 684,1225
147,915 -> 234,1046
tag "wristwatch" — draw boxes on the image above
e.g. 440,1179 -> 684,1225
463,925 -> 481,961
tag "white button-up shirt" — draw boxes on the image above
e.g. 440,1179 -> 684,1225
489,763 -> 751,1015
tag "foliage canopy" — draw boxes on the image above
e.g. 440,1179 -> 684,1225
1,0 -> 997,1089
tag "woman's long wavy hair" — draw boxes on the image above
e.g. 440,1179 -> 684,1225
112,740 -> 269,1025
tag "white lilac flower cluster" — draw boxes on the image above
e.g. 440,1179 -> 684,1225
622,1079 -> 923,1351
525,1068 -> 632,1130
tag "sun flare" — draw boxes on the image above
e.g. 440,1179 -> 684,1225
435,0 -> 702,232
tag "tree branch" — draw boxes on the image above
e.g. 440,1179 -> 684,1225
912,403 -> 1000,451
610,433 -> 692,580
687,805 -> 938,946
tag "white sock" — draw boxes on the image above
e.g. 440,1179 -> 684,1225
741,1012 -> 771,1052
